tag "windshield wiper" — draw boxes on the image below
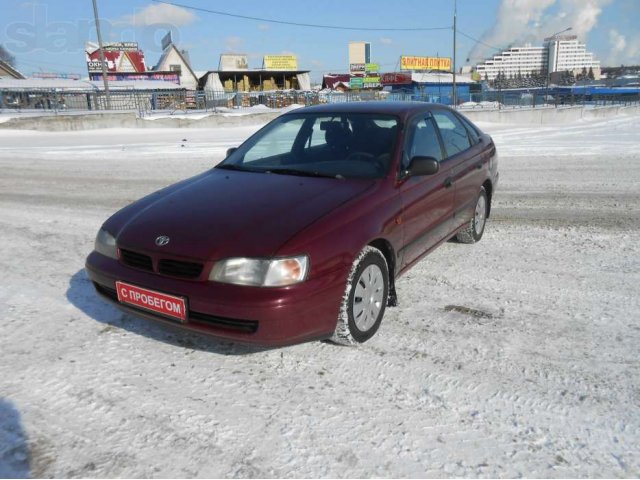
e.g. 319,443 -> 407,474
265,168 -> 344,179
216,164 -> 260,173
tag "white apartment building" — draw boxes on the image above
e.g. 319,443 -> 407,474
474,44 -> 547,80
474,36 -> 600,80
547,37 -> 601,78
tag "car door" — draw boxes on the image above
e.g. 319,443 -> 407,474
397,114 -> 455,270
432,110 -> 484,229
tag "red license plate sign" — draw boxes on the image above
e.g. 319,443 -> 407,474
115,281 -> 187,322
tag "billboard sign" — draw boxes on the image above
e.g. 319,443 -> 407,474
362,76 -> 381,88
219,54 -> 249,71
161,31 -> 172,51
349,63 -> 365,73
365,63 -> 379,73
380,72 -> 413,85
349,77 -> 364,89
89,72 -> 181,84
32,72 -> 81,80
400,56 -> 452,71
263,55 -> 298,71
350,75 -> 381,89
85,42 -> 146,73
543,34 -> 577,42
103,42 -> 139,51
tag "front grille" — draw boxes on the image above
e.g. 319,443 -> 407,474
190,311 -> 259,333
92,282 -> 258,334
120,249 -> 153,271
94,282 -> 118,301
158,259 -> 203,279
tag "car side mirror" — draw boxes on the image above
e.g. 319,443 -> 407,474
407,156 -> 439,176
226,147 -> 238,158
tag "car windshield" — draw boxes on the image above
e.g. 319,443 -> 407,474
218,113 -> 400,179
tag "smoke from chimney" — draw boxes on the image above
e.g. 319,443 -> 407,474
468,0 -> 611,63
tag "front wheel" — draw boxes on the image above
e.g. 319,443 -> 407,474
456,187 -> 488,244
330,246 -> 389,345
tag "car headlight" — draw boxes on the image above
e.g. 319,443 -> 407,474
95,228 -> 117,259
209,256 -> 309,287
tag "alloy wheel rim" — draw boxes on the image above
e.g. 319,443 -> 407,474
352,264 -> 384,332
474,195 -> 487,234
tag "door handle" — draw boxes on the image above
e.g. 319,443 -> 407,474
444,177 -> 454,188
475,162 -> 483,170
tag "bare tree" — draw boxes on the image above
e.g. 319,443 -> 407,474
0,45 -> 16,67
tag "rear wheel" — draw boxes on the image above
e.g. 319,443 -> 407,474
456,187 -> 488,244
331,246 -> 389,345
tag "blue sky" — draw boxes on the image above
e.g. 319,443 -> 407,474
1,0 -> 639,82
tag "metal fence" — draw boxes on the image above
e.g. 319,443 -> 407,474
1,87 -> 639,116
467,90 -> 640,108
0,89 -> 200,116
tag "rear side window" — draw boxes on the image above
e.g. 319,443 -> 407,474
433,110 -> 472,157
457,114 -> 481,145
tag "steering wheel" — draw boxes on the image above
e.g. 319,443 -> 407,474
346,151 -> 385,173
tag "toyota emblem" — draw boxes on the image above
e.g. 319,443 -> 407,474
155,235 -> 170,246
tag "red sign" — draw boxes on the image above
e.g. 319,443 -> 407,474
380,72 -> 413,85
85,42 -> 147,74
116,281 -> 187,322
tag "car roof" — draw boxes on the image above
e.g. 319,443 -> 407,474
283,101 -> 453,122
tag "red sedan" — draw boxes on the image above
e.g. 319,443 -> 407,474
86,102 -> 498,346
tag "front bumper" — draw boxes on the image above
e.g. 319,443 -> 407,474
85,251 -> 346,347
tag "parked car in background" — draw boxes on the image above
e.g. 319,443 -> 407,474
86,102 -> 499,346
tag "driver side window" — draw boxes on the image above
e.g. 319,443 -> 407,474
403,117 -> 443,170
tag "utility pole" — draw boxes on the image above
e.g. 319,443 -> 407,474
92,0 -> 111,110
452,0 -> 457,107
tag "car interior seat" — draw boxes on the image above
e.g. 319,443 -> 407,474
324,122 -> 352,157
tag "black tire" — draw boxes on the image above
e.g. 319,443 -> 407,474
456,187 -> 488,244
330,246 -> 389,345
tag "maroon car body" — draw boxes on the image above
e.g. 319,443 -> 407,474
86,102 -> 498,346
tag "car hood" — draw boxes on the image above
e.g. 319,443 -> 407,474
106,169 -> 374,260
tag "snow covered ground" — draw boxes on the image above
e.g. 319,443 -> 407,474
0,115 -> 639,478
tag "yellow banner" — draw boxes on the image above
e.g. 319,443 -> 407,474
400,56 -> 451,71
263,55 -> 298,71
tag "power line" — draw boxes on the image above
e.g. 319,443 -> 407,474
152,0 -> 451,32
457,30 -> 504,53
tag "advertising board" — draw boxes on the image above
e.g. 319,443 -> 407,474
380,72 -> 413,85
32,72 -> 81,80
219,54 -> 249,71
88,72 -> 181,84
362,76 -> 381,88
85,41 -> 146,73
263,55 -> 298,71
400,56 -> 452,71
365,63 -> 379,73
349,77 -> 364,89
